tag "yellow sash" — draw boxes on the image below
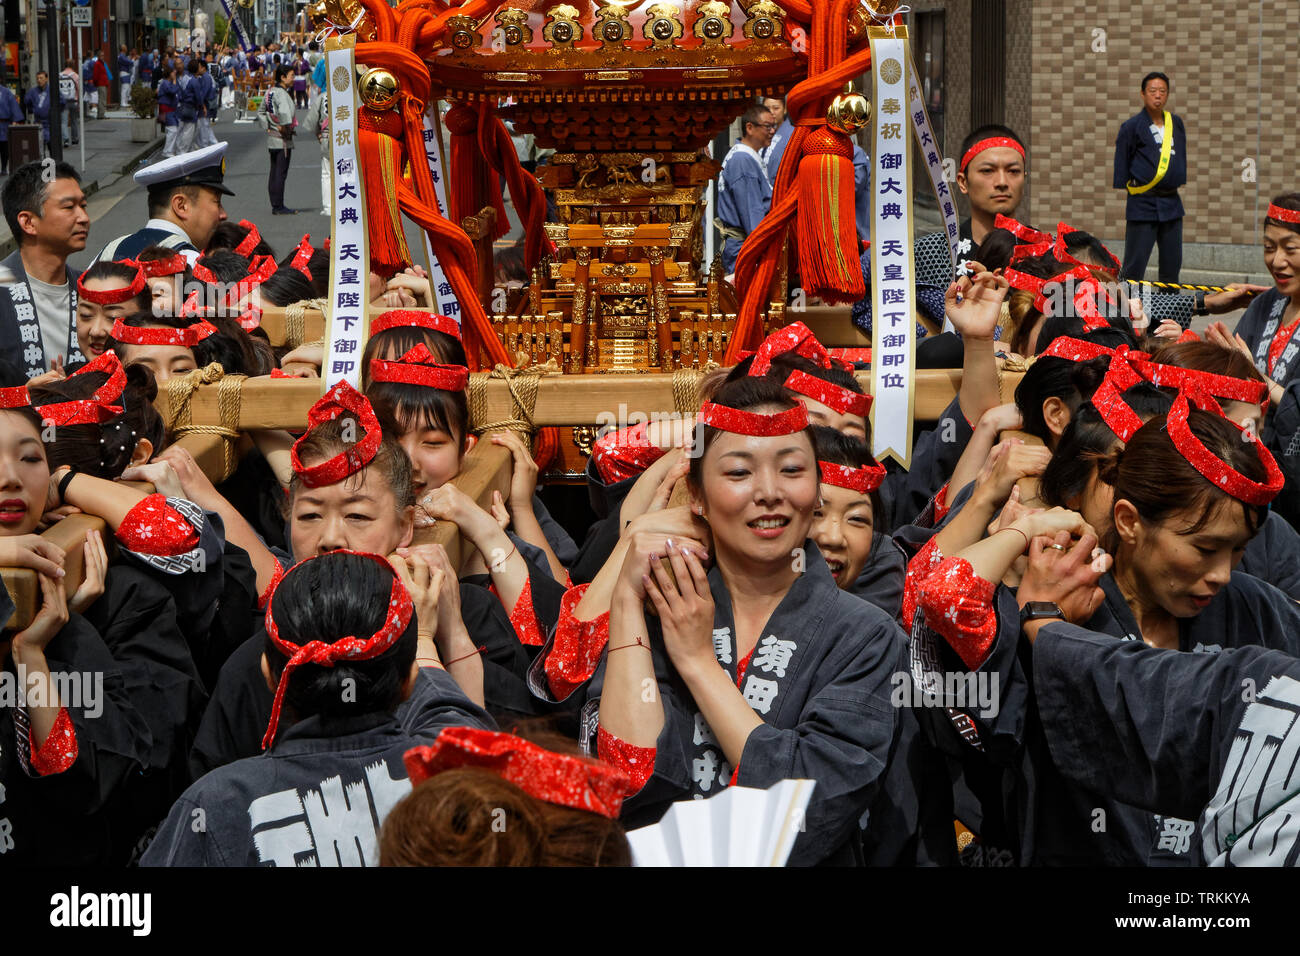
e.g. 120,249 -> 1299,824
1127,111 -> 1173,195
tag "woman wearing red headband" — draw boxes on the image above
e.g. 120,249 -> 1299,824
180,384 -> 543,779
135,245 -> 192,317
362,309 -> 576,581
141,549 -> 494,867
74,260 -> 150,362
591,375 -> 906,865
912,396 -> 1300,865
381,725 -> 633,866
1211,194 -> 1300,409
0,374 -> 176,865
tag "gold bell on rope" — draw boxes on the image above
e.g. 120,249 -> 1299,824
827,93 -> 870,135
358,68 -> 400,111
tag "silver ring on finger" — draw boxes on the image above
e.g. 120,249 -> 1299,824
1048,543 -> 1067,552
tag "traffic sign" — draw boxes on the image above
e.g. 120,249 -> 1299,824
71,6 -> 91,26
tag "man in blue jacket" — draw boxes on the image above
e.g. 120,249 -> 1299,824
23,72 -> 68,153
0,82 -> 25,174
1113,71 -> 1187,283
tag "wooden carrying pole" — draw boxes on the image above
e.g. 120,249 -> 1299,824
155,366 -> 1004,434
1,513 -> 105,630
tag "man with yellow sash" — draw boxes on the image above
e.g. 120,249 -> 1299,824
1113,71 -> 1186,284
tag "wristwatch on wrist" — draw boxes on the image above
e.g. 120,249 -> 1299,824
1194,290 -> 1209,316
1019,601 -> 1064,631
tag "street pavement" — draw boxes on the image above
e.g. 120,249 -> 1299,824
67,99 -> 526,274
70,105 -> 338,273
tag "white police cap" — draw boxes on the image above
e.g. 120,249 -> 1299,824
133,142 -> 235,196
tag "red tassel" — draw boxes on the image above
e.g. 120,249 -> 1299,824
356,110 -> 413,278
795,128 -> 864,303
445,103 -> 509,241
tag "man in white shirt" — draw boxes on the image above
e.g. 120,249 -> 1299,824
0,162 -> 90,376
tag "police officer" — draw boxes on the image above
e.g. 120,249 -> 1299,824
93,141 -> 233,263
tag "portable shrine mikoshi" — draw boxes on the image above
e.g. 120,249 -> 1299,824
0,1 -> 964,623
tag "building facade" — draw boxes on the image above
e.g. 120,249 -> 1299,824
907,0 -> 1297,267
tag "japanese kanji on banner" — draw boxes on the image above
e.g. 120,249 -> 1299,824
905,59 -> 960,283
868,26 -> 917,468
323,36 -> 370,392
419,109 -> 462,325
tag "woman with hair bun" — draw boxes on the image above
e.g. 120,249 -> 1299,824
142,549 -> 494,866
381,725 -> 632,867
914,388 -> 1300,866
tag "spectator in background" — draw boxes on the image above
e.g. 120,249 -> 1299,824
759,95 -> 792,183
59,59 -> 81,148
1113,71 -> 1187,284
716,103 -> 774,278
156,63 -> 182,159
138,48 -> 155,89
263,65 -> 298,215
0,83 -> 24,174
292,51 -> 309,109
93,48 -> 111,119
117,45 -> 135,110
308,67 -> 330,215
23,72 -> 68,155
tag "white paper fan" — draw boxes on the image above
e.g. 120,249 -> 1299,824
626,779 -> 816,867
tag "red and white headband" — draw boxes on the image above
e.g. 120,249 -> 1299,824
370,310 -> 462,341
224,254 -> 278,307
697,400 -> 810,437
77,261 -> 147,305
261,550 -> 413,749
192,262 -> 219,285
742,321 -> 847,377
369,344 -> 469,391
783,368 -> 870,417
1089,374 -> 1145,443
289,235 -> 314,279
960,136 -> 1024,173
111,318 -> 218,348
403,727 -> 635,820
34,351 -> 128,425
818,460 -> 886,494
1167,391 -> 1283,506
233,219 -> 263,257
1266,204 -> 1300,225
290,381 -> 383,488
0,386 -> 30,408
138,253 -> 188,278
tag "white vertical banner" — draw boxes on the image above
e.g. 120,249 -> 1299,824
419,107 -> 462,325
905,59 -> 960,278
869,28 -> 916,467
322,37 -> 370,392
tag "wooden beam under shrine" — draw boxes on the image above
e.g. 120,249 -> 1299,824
155,366 -> 1016,434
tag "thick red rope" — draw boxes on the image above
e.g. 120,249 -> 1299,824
725,0 -> 871,362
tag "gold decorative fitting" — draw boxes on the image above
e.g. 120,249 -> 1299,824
358,68 -> 399,111
594,3 -> 633,47
447,15 -> 483,51
643,3 -> 684,49
494,8 -> 533,46
692,1 -> 733,46
742,0 -> 785,42
572,425 -> 599,456
827,93 -> 871,134
543,5 -> 583,48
